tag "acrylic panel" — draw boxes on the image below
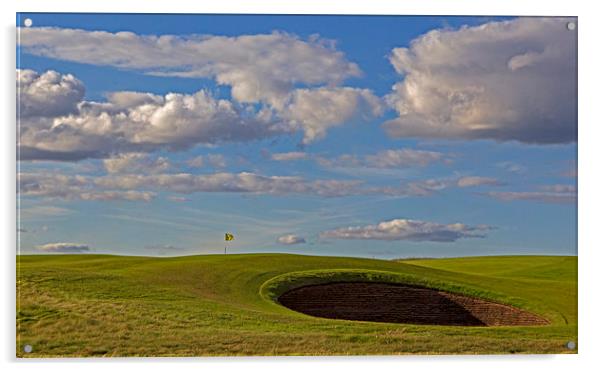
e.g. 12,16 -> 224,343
16,13 -> 577,357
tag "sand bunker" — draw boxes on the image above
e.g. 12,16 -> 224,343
278,282 -> 549,326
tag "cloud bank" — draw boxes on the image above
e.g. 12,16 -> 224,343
19,172 -> 156,201
18,19 -> 577,163
18,82 -> 274,160
19,170 -> 505,202
17,29 -> 383,159
15,173 -> 460,203
18,69 -> 381,160
384,17 -> 577,144
320,218 -> 492,242
19,29 -> 361,107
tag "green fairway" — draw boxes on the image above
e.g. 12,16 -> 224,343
16,254 -> 577,357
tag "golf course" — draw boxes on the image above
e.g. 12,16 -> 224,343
16,254 -> 577,357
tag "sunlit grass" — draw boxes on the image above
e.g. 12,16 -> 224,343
17,254 -> 577,357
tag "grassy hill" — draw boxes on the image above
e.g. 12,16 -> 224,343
16,254 -> 577,357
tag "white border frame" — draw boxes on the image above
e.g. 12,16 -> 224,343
3,1 -> 600,370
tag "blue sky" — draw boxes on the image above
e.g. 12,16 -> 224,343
17,13 -> 577,258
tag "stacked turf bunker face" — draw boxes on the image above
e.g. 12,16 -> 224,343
278,282 -> 549,326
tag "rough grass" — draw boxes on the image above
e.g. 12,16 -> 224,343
16,254 -> 577,357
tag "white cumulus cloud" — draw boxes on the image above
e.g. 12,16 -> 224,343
17,69 -> 84,118
17,28 -> 384,156
384,17 -> 577,144
19,28 -> 361,108
37,242 -> 90,253
281,87 -> 383,144
18,69 -> 381,160
320,218 -> 492,242
18,80 -> 273,161
277,234 -> 306,245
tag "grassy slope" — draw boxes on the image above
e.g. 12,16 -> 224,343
402,256 -> 578,325
16,254 -> 577,357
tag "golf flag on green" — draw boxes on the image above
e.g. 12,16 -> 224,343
225,233 -> 234,241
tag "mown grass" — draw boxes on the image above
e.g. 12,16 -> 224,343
16,254 -> 577,357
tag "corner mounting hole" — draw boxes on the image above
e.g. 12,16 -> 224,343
24,18 -> 33,27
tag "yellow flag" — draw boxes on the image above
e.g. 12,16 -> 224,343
225,233 -> 234,241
